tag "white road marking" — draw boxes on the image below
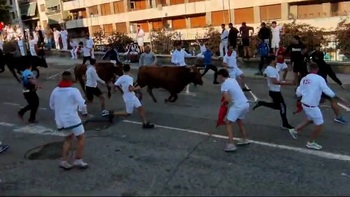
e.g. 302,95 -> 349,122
13,125 -> 65,136
3,102 -> 47,110
245,84 -> 258,101
123,120 -> 350,162
338,102 -> 350,112
47,66 -> 75,79
0,122 -> 15,127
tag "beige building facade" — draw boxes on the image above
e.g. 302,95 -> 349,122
61,0 -> 350,40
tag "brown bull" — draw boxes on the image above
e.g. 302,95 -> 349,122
74,62 -> 124,98
136,66 -> 203,102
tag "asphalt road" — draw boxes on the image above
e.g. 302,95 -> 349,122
0,57 -> 350,196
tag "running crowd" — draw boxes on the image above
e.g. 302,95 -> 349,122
0,22 -> 348,170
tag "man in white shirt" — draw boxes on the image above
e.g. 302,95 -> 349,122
85,59 -> 109,116
218,68 -> 250,152
271,21 -> 283,53
29,34 -> 37,56
50,71 -> 89,170
220,24 -> 229,58
113,64 -> 154,129
136,25 -> 145,53
195,38 -> 206,58
85,34 -> 95,59
288,62 -> 347,150
171,43 -> 192,67
253,55 -> 294,129
60,28 -> 68,51
222,46 -> 250,91
17,35 -> 26,56
53,28 -> 61,50
82,45 -> 92,64
139,46 -> 157,67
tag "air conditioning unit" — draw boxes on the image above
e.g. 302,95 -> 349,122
130,1 -> 136,9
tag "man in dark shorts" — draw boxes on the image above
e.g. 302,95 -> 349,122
228,23 -> 239,49
239,22 -> 254,59
284,35 -> 307,86
85,58 -> 109,116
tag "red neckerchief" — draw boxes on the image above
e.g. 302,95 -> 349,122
58,81 -> 73,88
137,29 -> 140,33
227,51 -> 232,56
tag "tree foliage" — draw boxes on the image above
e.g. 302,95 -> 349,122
0,0 -> 11,24
92,29 -> 133,51
203,25 -> 220,55
335,18 -> 350,58
281,19 -> 325,49
149,28 -> 181,54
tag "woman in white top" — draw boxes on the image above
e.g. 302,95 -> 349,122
196,39 -> 206,58
29,34 -> 38,56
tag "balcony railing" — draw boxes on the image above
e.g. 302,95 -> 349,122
46,9 -> 61,15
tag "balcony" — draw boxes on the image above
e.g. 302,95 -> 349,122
63,0 -> 86,11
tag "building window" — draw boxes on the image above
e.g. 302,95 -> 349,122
100,3 -> 112,16
88,6 -> 99,16
234,7 -> 254,24
171,17 -> 186,30
132,0 -> 147,10
40,4 -> 46,12
134,21 -> 149,32
331,1 -> 350,16
156,0 -> 167,6
211,11 -> 229,26
260,4 -> 281,21
11,12 -> 16,19
189,14 -> 206,28
151,20 -> 163,30
113,1 -> 125,13
297,3 -> 323,19
103,24 -> 113,35
115,22 -> 127,33
170,0 -> 184,5
91,25 -> 101,34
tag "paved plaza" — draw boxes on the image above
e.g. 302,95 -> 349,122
0,57 -> 349,196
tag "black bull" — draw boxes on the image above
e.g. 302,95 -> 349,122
0,53 -> 48,82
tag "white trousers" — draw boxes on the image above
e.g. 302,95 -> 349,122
55,39 -> 60,49
70,47 -> 77,59
19,46 -> 25,56
62,38 -> 68,50
220,40 -> 228,57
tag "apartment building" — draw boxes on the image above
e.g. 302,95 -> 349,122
60,0 -> 350,41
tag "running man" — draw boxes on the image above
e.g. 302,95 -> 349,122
18,64 -> 40,123
195,43 -> 219,84
288,63 -> 347,150
218,68 -> 250,152
85,59 -> 109,116
223,46 -> 250,91
82,44 -> 92,64
276,42 -> 288,81
102,44 -> 122,65
139,46 -> 157,67
50,71 -> 89,169
253,55 -> 294,129
112,64 -> 154,129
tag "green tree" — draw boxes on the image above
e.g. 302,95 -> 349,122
203,25 -> 220,55
149,28 -> 181,54
0,0 -> 11,24
335,18 -> 350,59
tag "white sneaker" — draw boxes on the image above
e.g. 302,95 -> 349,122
101,110 -> 110,117
236,139 -> 250,146
224,143 -> 237,152
306,141 -> 322,150
59,161 -> 74,170
288,129 -> 298,139
73,159 -> 88,169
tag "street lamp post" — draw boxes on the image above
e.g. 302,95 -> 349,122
14,0 -> 24,29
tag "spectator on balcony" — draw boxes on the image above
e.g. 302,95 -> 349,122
239,22 -> 254,60
61,28 -> 69,51
136,25 -> 145,53
53,28 -> 61,50
44,26 -> 53,50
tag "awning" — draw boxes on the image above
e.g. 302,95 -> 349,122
45,0 -> 60,9
20,2 -> 37,17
